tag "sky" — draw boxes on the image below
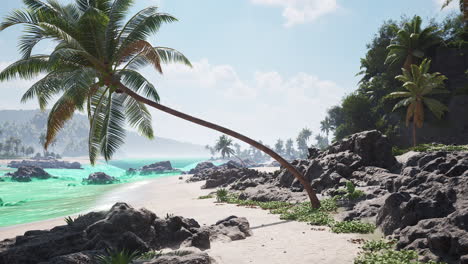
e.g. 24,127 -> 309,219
0,0 -> 459,147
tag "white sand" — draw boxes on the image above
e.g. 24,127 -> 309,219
0,168 -> 364,264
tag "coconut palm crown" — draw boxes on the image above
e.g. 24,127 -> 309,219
387,59 -> 449,146
0,0 -> 191,164
385,16 -> 442,70
215,135 -> 235,159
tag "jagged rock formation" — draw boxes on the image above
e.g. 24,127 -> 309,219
82,172 -> 119,185
188,162 -> 216,174
3,166 -> 55,182
0,203 -> 251,264
126,161 -> 182,175
187,130 -> 468,263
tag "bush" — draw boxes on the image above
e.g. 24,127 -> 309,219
96,249 -> 140,264
393,144 -> 468,156
330,220 -> 375,234
355,240 -> 446,264
334,182 -> 365,200
216,188 -> 228,202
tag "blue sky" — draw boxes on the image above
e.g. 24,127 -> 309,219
0,0 -> 459,147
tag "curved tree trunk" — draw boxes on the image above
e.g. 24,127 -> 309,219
119,84 -> 321,208
412,121 -> 417,147
232,154 -> 247,167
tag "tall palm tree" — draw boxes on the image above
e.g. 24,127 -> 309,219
386,16 -> 442,71
296,128 -> 312,158
387,59 -> 449,146
0,0 -> 320,208
320,117 -> 332,137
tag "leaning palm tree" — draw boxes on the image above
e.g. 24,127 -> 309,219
385,16 -> 442,71
0,0 -> 320,208
387,59 -> 449,146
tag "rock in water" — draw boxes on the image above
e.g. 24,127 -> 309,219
5,166 -> 53,182
82,172 -> 119,185
140,161 -> 174,174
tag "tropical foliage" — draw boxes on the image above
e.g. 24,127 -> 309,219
215,135 -> 235,159
321,14 -> 465,146
385,16 -> 442,70
387,59 -> 448,146
0,0 -> 191,164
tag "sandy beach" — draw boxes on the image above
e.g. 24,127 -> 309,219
0,168 -> 364,264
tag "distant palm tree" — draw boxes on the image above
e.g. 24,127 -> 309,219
296,128 -> 312,158
387,59 -> 449,146
215,135 -> 234,159
320,117 -> 332,137
0,0 -> 320,208
386,16 -> 442,71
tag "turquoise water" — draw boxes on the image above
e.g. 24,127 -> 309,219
0,158 -> 205,227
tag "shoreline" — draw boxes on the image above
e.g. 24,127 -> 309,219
0,167 -> 367,264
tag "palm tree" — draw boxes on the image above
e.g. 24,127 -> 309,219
0,0 -> 320,208
386,16 -> 442,71
285,138 -> 295,159
274,139 -> 285,156
320,117 -> 332,137
296,128 -> 312,158
215,135 -> 246,166
387,59 -> 449,146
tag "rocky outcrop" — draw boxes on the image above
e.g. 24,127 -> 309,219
0,203 -> 251,264
136,252 -> 212,264
188,162 -> 216,174
141,161 -> 175,174
82,172 -> 119,185
4,166 -> 54,182
8,159 -> 81,169
189,167 -> 270,189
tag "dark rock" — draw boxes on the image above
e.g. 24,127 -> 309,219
5,166 -> 54,182
140,161 -> 177,174
326,130 -> 397,169
238,185 -> 307,203
137,252 -> 212,264
188,162 -> 216,174
82,172 -> 119,185
0,203 -> 251,264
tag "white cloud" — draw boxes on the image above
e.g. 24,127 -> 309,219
250,0 -> 338,27
141,60 -> 344,146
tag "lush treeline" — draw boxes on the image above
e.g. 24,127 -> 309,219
322,13 -> 467,146
206,128 -> 330,163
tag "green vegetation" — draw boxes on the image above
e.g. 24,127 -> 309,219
198,195 -> 213,199
331,221 -> 376,234
216,188 -> 229,202
388,59 -> 448,146
64,216 -> 75,226
393,143 -> 468,155
96,250 -> 140,264
216,192 -> 374,234
335,181 -> 365,200
355,240 -> 446,264
321,13 -> 467,145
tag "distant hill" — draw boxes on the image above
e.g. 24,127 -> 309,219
0,110 -> 208,158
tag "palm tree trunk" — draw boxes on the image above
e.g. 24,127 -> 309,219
119,84 -> 321,208
412,121 -> 417,147
232,154 -> 247,167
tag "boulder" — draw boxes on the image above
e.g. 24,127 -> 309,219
140,161 -> 174,174
5,166 -> 53,182
82,172 -> 119,185
188,162 -> 215,174
136,252 -> 212,264
0,203 -> 251,264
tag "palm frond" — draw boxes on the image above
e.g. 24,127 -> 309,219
123,95 -> 154,139
119,69 -> 159,102
99,94 -> 126,161
0,56 -> 50,81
